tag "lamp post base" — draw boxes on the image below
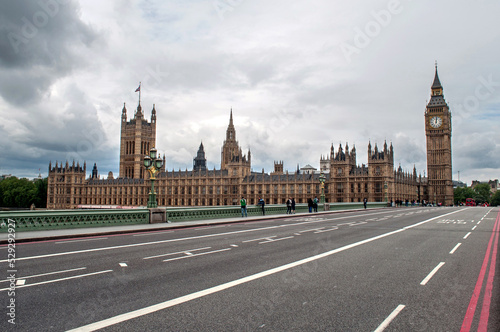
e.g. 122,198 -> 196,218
147,193 -> 157,208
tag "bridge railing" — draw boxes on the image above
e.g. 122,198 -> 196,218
0,202 -> 387,231
163,202 -> 387,222
0,209 -> 150,232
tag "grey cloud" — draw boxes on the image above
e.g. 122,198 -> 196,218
0,0 -> 100,105
0,84 -> 112,177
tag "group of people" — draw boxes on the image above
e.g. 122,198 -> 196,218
240,196 -> 266,217
239,196 -> 298,217
391,199 -> 418,207
307,197 -> 319,213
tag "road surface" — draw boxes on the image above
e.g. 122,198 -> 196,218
1,206 -> 498,331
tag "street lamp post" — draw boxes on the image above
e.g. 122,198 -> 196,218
144,147 -> 163,208
319,171 -> 326,204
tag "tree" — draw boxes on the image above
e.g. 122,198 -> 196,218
0,176 -> 47,208
454,187 -> 475,205
33,178 -> 48,208
473,183 -> 492,204
491,191 -> 500,206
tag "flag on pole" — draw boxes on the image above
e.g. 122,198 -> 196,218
135,85 -> 141,92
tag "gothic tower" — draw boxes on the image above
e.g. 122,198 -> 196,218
119,102 -> 157,179
193,142 -> 207,172
220,109 -> 251,177
425,64 -> 453,205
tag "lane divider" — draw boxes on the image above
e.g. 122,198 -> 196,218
374,304 -> 406,332
0,270 -> 113,292
449,243 -> 462,254
461,210 -> 500,331
67,209 -> 463,332
477,210 -> 499,331
420,262 -> 445,286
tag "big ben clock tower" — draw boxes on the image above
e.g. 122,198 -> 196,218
425,64 -> 453,205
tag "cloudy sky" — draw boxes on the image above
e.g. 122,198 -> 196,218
0,0 -> 499,186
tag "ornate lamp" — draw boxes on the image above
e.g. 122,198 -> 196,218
319,171 -> 326,204
144,147 -> 163,208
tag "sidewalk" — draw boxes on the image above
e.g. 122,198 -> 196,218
0,211 -> 315,244
0,208 -> 374,244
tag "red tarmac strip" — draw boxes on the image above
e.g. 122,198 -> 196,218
461,210 -> 500,332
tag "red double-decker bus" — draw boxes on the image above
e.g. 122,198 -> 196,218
465,198 -> 476,206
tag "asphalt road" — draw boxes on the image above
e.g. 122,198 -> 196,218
1,207 -> 498,331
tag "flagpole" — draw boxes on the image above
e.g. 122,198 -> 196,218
138,81 -> 141,106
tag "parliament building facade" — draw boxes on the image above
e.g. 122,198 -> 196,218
47,68 -> 454,209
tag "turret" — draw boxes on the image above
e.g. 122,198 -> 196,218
151,104 -> 156,123
122,103 -> 127,123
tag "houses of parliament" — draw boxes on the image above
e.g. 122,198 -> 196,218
47,67 -> 454,209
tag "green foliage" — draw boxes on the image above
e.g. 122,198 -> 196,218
454,184 -> 493,205
473,183 -> 492,204
454,187 -> 476,205
0,177 -> 47,208
490,191 -> 500,206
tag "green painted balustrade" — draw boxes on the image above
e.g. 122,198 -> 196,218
164,202 -> 387,222
0,209 -> 150,232
0,202 -> 388,231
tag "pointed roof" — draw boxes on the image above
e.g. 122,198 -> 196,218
427,63 -> 447,107
432,62 -> 442,89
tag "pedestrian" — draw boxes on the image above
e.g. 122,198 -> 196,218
363,197 -> 367,209
258,197 -> 265,215
313,197 -> 318,212
286,198 -> 292,214
291,198 -> 296,214
308,198 -> 313,213
240,196 -> 247,217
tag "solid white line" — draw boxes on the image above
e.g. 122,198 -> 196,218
0,267 -> 87,284
55,237 -> 108,244
67,211 -> 462,332
0,270 -> 113,292
133,231 -> 174,237
463,232 -> 471,239
449,243 -> 462,254
0,210 -> 408,263
420,262 -> 445,285
373,304 -> 406,332
143,247 -> 211,260
163,248 -> 231,262
314,227 -> 339,233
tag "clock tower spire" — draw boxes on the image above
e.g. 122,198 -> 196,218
425,63 -> 453,206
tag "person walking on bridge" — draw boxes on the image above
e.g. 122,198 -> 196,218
258,197 -> 265,215
240,196 -> 247,217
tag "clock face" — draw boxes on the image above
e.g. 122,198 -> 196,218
430,116 -> 443,128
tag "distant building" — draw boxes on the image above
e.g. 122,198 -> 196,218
453,180 -> 466,188
47,67 -> 452,208
47,110 -> 423,208
471,179 -> 498,193
300,165 -> 317,175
